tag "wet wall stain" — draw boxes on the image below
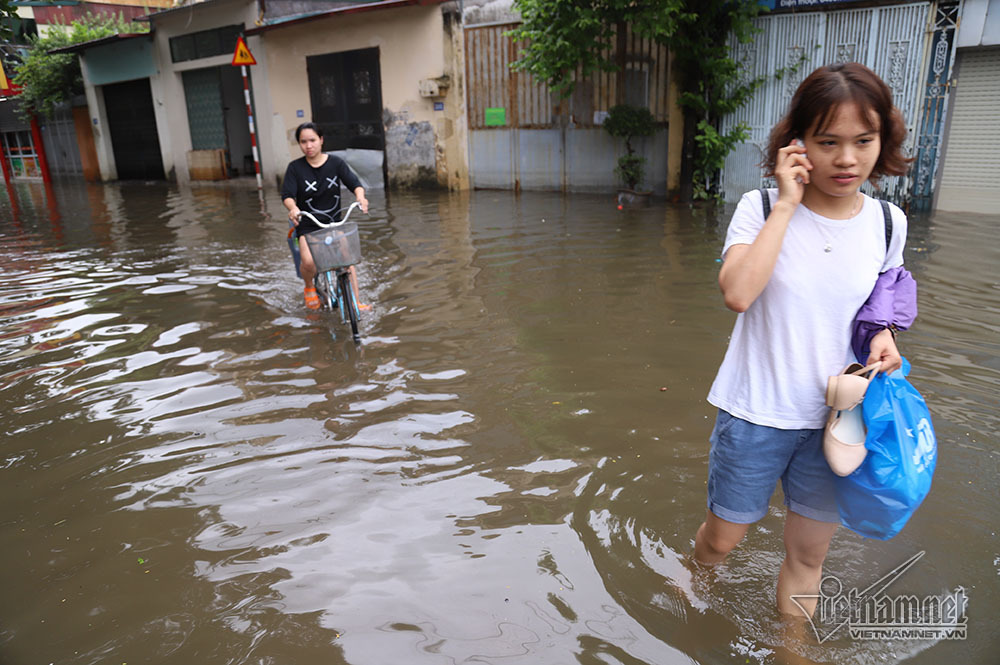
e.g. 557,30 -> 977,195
384,109 -> 442,189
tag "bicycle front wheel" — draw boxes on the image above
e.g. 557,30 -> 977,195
337,271 -> 360,343
318,271 -> 336,310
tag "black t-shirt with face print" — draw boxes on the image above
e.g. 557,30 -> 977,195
281,154 -> 363,237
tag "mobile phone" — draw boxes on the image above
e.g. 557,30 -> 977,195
794,138 -> 806,184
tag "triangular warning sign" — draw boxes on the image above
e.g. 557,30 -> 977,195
232,37 -> 256,66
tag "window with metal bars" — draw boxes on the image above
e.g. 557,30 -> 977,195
169,25 -> 242,63
2,130 -> 40,178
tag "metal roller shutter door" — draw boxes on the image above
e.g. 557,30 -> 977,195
936,47 -> 1000,213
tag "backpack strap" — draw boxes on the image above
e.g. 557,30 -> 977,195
880,199 -> 893,255
760,189 -> 892,255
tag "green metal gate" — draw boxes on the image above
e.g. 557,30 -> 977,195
182,67 -> 227,151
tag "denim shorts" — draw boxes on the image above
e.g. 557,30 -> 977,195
706,409 -> 840,524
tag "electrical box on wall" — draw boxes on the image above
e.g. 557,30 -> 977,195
418,75 -> 450,98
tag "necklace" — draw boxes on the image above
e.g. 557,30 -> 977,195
804,194 -> 863,253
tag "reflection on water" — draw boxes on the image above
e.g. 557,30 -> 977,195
0,180 -> 996,665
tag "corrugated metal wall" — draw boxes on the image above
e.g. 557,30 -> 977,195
465,22 -> 671,130
465,22 -> 670,192
720,2 -> 934,204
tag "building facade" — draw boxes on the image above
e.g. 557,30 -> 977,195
8,0 -> 994,211
65,0 -> 470,190
245,0 -> 469,190
1,0 -> 170,183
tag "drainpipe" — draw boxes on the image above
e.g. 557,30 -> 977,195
30,114 -> 53,184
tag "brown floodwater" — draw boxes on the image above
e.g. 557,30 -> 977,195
1,179 -> 996,665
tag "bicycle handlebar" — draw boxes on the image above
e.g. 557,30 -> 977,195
297,201 -> 366,228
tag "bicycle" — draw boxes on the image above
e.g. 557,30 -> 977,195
298,202 -> 367,343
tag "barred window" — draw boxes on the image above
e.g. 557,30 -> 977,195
170,25 -> 242,63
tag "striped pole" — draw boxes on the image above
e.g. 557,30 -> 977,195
241,64 -> 262,190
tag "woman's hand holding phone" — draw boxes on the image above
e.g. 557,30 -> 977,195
793,139 -> 807,184
774,138 -> 811,209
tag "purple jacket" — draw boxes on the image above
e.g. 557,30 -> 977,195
851,266 -> 918,362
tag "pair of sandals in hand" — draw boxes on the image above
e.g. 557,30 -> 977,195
824,361 -> 882,476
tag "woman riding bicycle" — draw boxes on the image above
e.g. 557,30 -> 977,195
281,121 -> 369,310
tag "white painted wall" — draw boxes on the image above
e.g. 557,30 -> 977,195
957,0 -> 1000,47
79,61 -> 116,180
258,4 -> 468,189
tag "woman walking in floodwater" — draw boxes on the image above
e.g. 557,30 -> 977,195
692,63 -> 912,618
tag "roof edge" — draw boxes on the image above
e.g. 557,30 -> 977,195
137,0 -> 241,22
245,0 -> 445,36
47,31 -> 151,54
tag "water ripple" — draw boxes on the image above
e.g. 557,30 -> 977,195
0,185 -> 996,665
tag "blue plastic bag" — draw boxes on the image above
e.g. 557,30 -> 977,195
835,358 -> 936,540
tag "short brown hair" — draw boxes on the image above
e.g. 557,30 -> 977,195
763,63 -> 911,182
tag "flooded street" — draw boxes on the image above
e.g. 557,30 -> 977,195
1,179 -> 997,665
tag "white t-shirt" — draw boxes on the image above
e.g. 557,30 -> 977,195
707,189 -> 907,429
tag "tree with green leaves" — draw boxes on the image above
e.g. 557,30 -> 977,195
510,0 -> 765,201
12,12 -> 148,118
603,104 -> 656,190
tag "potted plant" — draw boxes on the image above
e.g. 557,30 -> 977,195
603,104 -> 656,203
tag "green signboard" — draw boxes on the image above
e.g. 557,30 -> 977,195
484,107 -> 506,127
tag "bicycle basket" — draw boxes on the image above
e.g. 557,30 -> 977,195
304,222 -> 362,271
